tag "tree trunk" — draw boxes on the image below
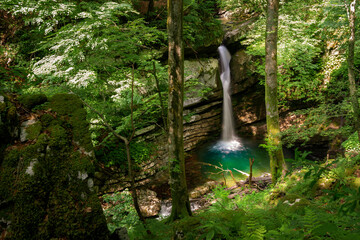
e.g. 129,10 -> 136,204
153,61 -> 167,129
125,142 -> 145,223
167,0 -> 191,221
347,0 -> 360,141
147,0 -> 154,18
265,0 -> 285,183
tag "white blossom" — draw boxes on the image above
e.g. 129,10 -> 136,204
68,70 -> 97,87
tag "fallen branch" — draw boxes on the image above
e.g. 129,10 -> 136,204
201,162 -> 239,186
233,168 -> 249,176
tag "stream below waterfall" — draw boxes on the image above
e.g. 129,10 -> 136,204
157,200 -> 204,219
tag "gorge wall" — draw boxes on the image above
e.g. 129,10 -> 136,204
97,46 -> 269,194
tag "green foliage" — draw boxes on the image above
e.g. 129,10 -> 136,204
285,148 -> 312,169
338,187 -> 360,215
184,75 -> 213,100
162,151 -> 360,240
259,134 -> 282,153
244,218 -> 266,240
281,102 -> 353,148
1,0 -> 224,172
217,0 -> 266,13
207,185 -> 233,211
102,191 -> 140,233
183,0 -> 223,48
243,3 -> 324,109
342,131 -> 360,152
196,213 -> 232,240
96,139 -> 153,168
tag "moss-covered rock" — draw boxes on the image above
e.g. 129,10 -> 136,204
0,102 -> 6,113
18,93 -> 48,110
50,93 -> 93,152
40,113 -> 55,127
1,93 -> 110,240
0,95 -> 19,165
25,121 -> 42,141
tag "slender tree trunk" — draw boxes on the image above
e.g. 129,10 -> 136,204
265,0 -> 285,183
347,0 -> 360,141
127,65 -> 145,224
147,0 -> 154,18
70,68 -> 146,224
153,61 -> 167,129
167,0 -> 191,221
125,141 -> 145,223
249,158 -> 254,186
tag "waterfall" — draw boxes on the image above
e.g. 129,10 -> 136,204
218,45 -> 236,142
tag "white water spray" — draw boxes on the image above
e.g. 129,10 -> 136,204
218,45 -> 236,142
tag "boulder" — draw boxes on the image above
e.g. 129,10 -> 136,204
189,181 -> 217,199
137,189 -> 161,217
18,93 -> 47,110
0,95 -> 19,165
0,93 -> 110,240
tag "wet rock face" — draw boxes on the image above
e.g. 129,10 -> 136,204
0,93 -> 109,240
182,49 -> 262,151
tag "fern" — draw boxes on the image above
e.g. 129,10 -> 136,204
197,219 -> 231,240
244,218 -> 266,240
303,208 -> 322,239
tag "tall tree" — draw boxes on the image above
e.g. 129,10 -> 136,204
265,0 -> 285,183
167,0 -> 191,221
346,0 -> 360,141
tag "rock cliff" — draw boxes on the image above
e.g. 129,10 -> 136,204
0,93 -> 110,240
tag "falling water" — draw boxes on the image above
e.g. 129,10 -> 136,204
218,45 -> 236,142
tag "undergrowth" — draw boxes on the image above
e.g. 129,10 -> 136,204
104,139 -> 360,240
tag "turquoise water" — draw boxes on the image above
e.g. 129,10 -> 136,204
198,137 -> 288,184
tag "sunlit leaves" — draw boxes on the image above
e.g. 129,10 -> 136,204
26,1 -> 165,90
242,1 -> 324,108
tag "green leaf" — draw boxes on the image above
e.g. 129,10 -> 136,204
206,230 -> 215,240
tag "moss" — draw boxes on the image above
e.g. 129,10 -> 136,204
6,104 -> 17,122
49,93 -> 93,151
2,149 -> 21,168
2,93 -> 109,240
50,93 -> 83,116
48,124 -> 70,150
0,167 -> 15,202
70,108 -> 93,151
18,93 -> 48,110
70,152 -> 95,175
0,123 -> 7,144
26,121 -> 42,141
11,179 -> 49,240
40,113 -> 55,127
23,134 -> 48,157
0,102 -> 6,112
